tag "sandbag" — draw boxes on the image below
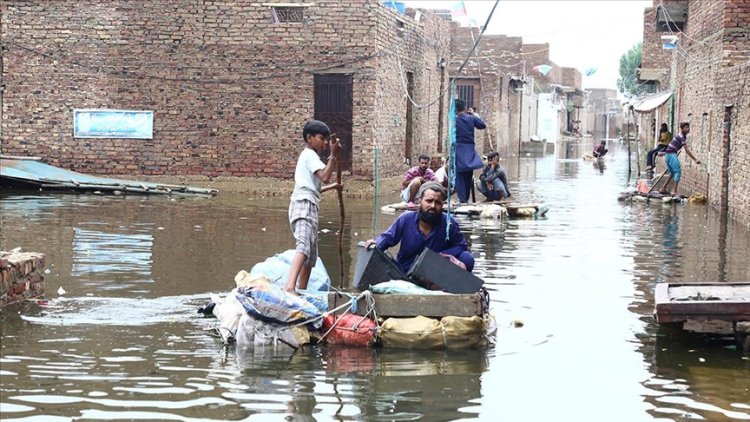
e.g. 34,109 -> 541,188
688,192 -> 707,203
379,315 -> 488,349
210,291 -> 245,344
479,204 -> 506,219
235,313 -> 310,348
322,313 -> 377,347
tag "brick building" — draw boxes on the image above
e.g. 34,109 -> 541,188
0,1 -> 453,180
639,0 -> 750,226
449,28 -> 528,157
584,88 -> 622,140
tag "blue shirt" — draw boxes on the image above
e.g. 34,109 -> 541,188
375,211 -> 469,273
455,113 -> 486,171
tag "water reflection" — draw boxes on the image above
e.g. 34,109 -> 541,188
72,227 -> 153,282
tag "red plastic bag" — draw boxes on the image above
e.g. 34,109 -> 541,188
322,313 -> 377,347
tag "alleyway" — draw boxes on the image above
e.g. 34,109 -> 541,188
1,140 -> 749,421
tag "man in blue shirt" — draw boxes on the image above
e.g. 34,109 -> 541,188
366,182 -> 475,273
454,99 -> 486,203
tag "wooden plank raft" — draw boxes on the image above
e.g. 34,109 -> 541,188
654,282 -> 750,323
327,292 -> 484,318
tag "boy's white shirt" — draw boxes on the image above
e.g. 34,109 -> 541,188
291,147 -> 326,205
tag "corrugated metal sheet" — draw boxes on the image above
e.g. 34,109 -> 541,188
0,157 -> 217,196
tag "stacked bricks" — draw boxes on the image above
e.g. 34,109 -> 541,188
0,251 -> 46,307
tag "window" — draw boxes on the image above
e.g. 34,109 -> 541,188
457,84 -> 475,110
272,6 -> 304,23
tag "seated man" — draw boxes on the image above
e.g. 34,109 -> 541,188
477,151 -> 510,201
366,182 -> 474,273
434,158 -> 449,188
401,154 -> 438,206
593,140 -> 608,158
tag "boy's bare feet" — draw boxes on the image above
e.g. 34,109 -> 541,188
285,288 -> 298,296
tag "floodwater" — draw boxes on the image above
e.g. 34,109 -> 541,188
1,141 -> 749,421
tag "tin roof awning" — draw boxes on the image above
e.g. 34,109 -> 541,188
0,156 -> 217,196
632,90 -> 673,113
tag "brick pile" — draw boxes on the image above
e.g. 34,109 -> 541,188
0,251 -> 46,307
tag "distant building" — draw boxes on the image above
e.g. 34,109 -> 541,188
583,89 -> 621,140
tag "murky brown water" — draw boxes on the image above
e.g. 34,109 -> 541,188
2,141 -> 749,421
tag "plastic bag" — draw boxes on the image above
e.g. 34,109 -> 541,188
370,280 -> 448,295
235,283 -> 323,329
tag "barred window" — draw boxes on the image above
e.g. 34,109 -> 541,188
272,6 -> 304,23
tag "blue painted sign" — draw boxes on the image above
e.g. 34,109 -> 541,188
74,109 -> 154,139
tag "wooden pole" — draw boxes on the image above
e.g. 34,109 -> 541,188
627,109 -> 633,182
634,115 -> 641,176
335,136 -> 345,290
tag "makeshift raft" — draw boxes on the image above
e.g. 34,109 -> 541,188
654,282 -> 750,353
0,156 -> 217,196
202,250 -> 496,350
381,201 -> 549,219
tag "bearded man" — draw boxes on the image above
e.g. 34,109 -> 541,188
366,182 -> 474,273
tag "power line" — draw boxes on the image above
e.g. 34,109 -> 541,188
396,0 -> 502,110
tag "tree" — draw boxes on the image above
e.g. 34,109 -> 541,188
617,42 -> 652,99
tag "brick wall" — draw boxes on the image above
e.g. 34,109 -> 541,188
0,0 -> 451,180
640,5 -> 672,87
449,29 -> 522,157
368,5 -> 452,177
560,67 -> 582,90
0,251 -> 46,307
668,0 -> 750,227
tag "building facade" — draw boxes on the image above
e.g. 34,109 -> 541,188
1,1 -> 454,180
640,0 -> 750,226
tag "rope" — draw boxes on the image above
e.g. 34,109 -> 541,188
315,290 -> 379,344
290,291 -> 363,328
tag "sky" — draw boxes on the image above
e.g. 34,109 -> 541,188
404,0 -> 652,92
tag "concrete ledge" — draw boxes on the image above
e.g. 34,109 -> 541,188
1,251 -> 46,307
118,175 -> 405,198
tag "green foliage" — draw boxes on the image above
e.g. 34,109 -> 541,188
617,42 -> 653,99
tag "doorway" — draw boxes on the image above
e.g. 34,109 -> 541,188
314,74 -> 353,171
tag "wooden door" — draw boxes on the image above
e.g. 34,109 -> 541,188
314,74 -> 353,171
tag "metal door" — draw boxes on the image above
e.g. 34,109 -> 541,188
314,74 -> 353,171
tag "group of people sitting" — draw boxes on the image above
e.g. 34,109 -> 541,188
401,152 -> 511,206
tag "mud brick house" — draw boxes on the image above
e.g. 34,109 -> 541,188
0,1 -> 454,180
584,88 -> 622,140
639,0 -> 750,226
